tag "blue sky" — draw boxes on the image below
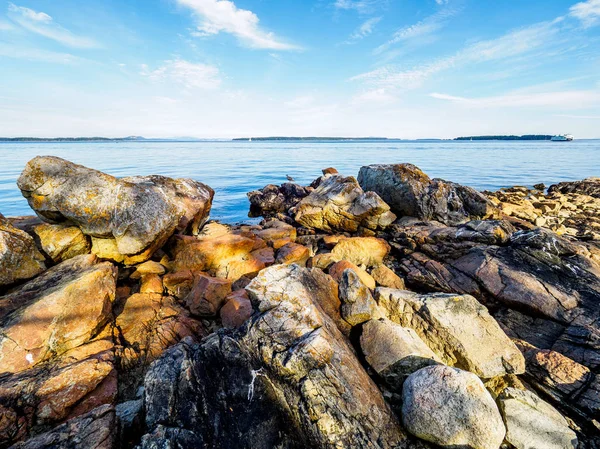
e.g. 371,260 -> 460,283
1,0 -> 599,138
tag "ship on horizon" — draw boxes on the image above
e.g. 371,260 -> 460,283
551,134 -> 574,141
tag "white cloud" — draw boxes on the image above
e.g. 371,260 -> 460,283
347,16 -> 381,41
334,0 -> 386,14
176,0 -> 299,50
353,19 -> 561,90
569,0 -> 600,27
351,88 -> 395,104
6,3 -> 100,48
430,90 -> 600,108
374,5 -> 458,54
555,113 -> 600,119
0,19 -> 14,30
141,59 -> 222,90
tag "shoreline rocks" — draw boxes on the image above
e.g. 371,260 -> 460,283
0,157 -> 597,448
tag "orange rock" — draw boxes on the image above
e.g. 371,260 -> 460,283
163,270 -> 195,298
220,290 -> 253,328
370,264 -> 405,289
116,293 -> 205,369
0,255 -> 116,374
331,237 -> 390,267
253,220 -> 297,246
323,234 -> 345,249
140,274 -> 164,294
272,238 -> 292,249
322,167 -> 339,175
309,253 -> 337,270
276,243 -> 310,266
184,275 -> 232,316
329,261 -> 376,289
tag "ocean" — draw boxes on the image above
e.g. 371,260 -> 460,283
1,139 -> 599,223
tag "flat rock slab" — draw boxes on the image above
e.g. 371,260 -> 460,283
361,318 -> 441,390
376,288 -> 525,378
0,254 -> 116,374
498,387 -> 577,449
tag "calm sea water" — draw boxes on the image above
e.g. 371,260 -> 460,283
1,140 -> 599,223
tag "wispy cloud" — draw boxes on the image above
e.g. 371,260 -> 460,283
353,18 -> 562,90
6,3 -> 100,48
0,42 -> 78,63
176,0 -> 300,50
430,90 -> 600,108
374,5 -> 459,54
141,59 -> 222,90
334,0 -> 387,15
346,16 -> 381,42
569,0 -> 600,28
0,19 -> 14,30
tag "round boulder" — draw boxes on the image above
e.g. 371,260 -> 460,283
402,365 -> 505,449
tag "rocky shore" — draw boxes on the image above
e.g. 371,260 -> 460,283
1,156 -> 599,448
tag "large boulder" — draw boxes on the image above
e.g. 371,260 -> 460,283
498,387 -> 577,449
248,182 -> 311,218
361,318 -> 441,390
294,174 -> 396,233
140,264 -> 410,448
358,164 -> 495,225
168,224 -> 273,282
402,365 -> 505,449
331,236 -> 390,267
376,288 -> 525,378
0,215 -> 46,288
0,254 -> 116,374
17,156 -> 214,264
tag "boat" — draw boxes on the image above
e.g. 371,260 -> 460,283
551,134 -> 574,141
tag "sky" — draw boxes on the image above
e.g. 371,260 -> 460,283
1,0 -> 600,139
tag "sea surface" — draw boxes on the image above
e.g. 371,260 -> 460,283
1,140 -> 599,223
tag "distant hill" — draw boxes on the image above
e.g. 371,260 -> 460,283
0,136 -> 147,142
232,137 -> 390,141
455,135 -> 553,141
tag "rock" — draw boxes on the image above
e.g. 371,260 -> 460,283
322,167 -> 339,175
116,399 -> 144,447
220,290 -> 253,328
0,340 -> 116,446
322,234 -> 345,249
0,215 -> 46,288
116,293 -> 205,371
498,387 -> 577,449
329,260 -> 376,289
275,242 -> 310,266
308,252 -> 337,270
130,261 -> 166,279
331,237 -> 390,267
18,156 -> 214,264
8,404 -> 115,449
402,365 -> 505,449
0,255 -> 116,374
370,264 -> 405,289
169,229 -> 273,282
338,269 -> 378,326
248,182 -> 311,218
294,174 -> 396,233
376,289 -> 525,378
549,177 -> 600,198
361,318 -> 440,390
253,219 -> 297,246
358,163 -> 495,225
33,223 -> 90,263
139,264 -> 409,448
139,274 -> 164,294
183,274 -> 232,317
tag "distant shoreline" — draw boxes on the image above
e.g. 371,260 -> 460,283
0,135 -> 592,143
